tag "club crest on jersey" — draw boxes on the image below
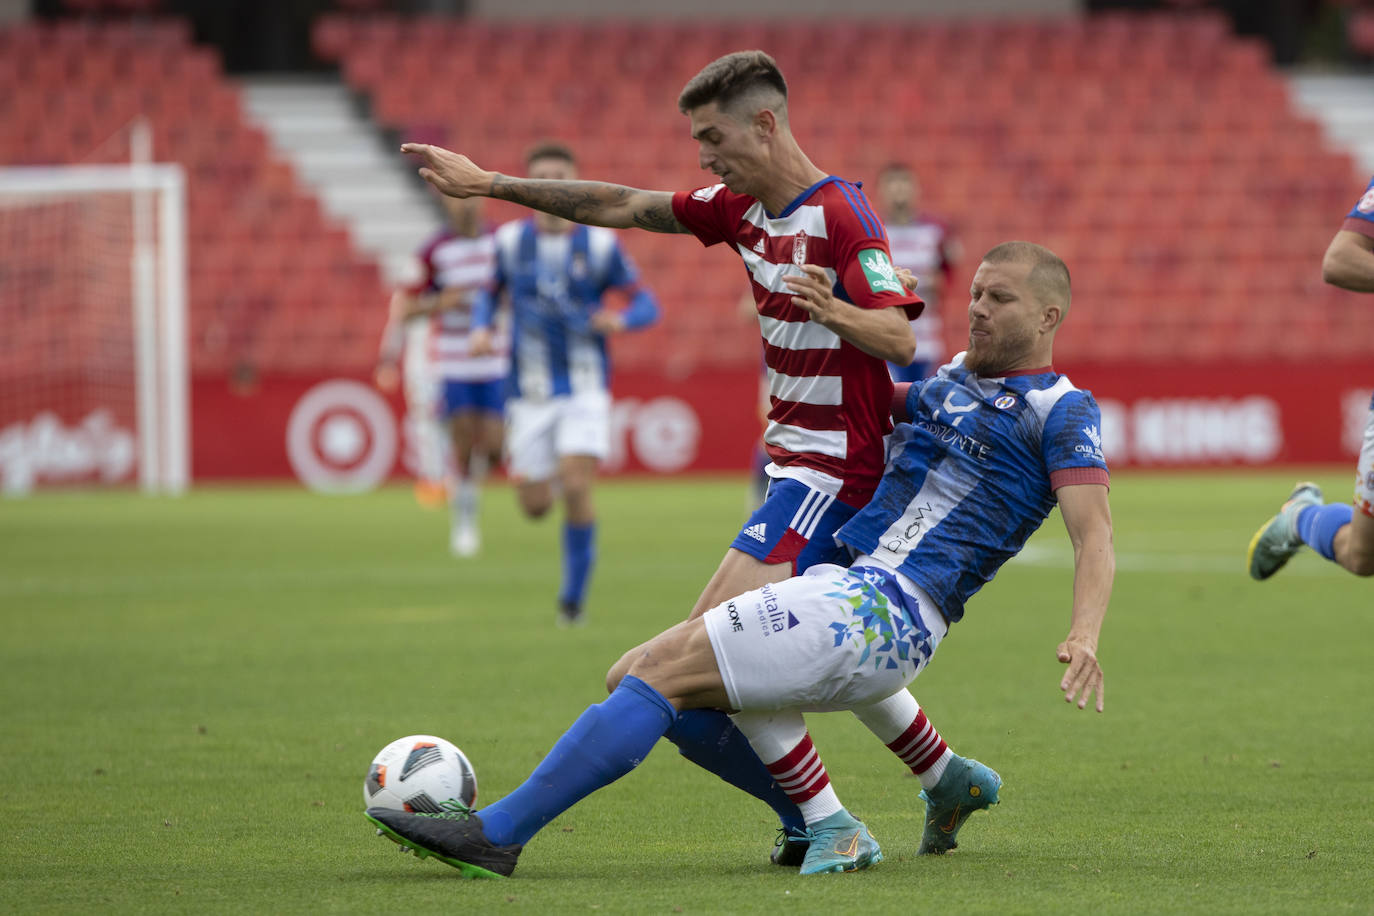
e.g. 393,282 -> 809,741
994,395 -> 1017,410
858,249 -> 904,294
1358,188 -> 1374,214
692,183 -> 726,203
792,231 -> 808,266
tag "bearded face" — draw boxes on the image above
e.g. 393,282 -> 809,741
962,259 -> 1051,377
963,317 -> 1038,377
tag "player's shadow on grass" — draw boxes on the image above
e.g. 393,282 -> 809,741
341,858 -> 794,883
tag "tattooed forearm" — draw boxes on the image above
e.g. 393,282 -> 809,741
632,201 -> 688,233
489,176 -> 684,233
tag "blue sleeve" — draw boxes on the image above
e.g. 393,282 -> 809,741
1344,176 -> 1374,230
602,239 -> 640,292
603,239 -> 658,330
903,379 -> 928,422
1041,390 -> 1109,476
620,287 -> 659,331
471,256 -> 504,329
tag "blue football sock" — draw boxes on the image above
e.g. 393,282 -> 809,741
479,676 -> 675,846
665,709 -> 807,835
559,521 -> 596,606
1296,503 -> 1353,561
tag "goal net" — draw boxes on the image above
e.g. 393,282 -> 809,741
0,164 -> 187,495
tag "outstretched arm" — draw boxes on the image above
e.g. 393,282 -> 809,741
1055,483 -> 1114,712
399,143 -> 687,233
1322,229 -> 1374,292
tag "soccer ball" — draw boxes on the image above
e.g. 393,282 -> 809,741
363,735 -> 477,814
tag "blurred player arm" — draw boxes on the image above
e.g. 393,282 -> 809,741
590,284 -> 660,335
467,280 -> 504,356
1321,229 -> 1374,292
782,265 -> 916,364
400,143 -> 687,234
374,290 -> 412,392
391,288 -> 457,320
1054,482 -> 1114,713
589,239 -> 661,334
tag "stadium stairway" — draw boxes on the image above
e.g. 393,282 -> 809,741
1289,73 -> 1374,175
240,76 -> 440,285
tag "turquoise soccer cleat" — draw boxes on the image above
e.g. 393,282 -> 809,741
797,810 -> 883,875
1247,481 -> 1323,581
918,755 -> 1001,855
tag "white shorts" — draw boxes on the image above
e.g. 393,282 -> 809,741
1357,394 -> 1374,518
702,562 -> 948,713
505,390 -> 611,482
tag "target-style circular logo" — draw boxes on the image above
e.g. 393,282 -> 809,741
631,397 -> 701,473
286,380 -> 398,494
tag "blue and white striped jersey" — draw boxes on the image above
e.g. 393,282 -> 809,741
476,219 -> 657,400
837,353 -> 1110,623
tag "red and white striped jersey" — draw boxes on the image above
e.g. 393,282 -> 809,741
673,177 -> 923,506
412,228 -> 506,382
886,214 -> 957,364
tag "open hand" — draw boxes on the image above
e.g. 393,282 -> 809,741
1057,636 -> 1104,712
399,143 -> 493,198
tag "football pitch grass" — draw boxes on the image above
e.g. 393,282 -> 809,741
2,472 -> 1371,914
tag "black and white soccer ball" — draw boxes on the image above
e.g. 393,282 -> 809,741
363,735 -> 477,813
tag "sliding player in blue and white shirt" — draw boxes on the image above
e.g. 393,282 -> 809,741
366,241 -> 1115,878
470,142 -> 659,625
1249,176 -> 1374,580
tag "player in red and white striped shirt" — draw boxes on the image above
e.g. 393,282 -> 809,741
388,195 -> 504,557
398,51 -> 993,869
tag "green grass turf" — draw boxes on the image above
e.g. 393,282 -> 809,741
1,472 -> 1371,914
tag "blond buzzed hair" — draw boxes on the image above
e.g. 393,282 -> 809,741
982,241 -> 1072,321
677,50 -> 789,122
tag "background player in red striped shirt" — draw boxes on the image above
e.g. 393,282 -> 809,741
399,50 -> 996,866
875,162 -> 962,383
378,195 -> 503,552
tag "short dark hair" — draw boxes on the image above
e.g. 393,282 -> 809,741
982,241 -> 1072,316
878,162 -> 912,181
677,50 -> 788,115
525,140 -> 576,169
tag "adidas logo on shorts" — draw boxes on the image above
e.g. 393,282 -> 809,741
744,522 -> 768,542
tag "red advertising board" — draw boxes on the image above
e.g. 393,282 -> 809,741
1062,362 -> 1371,468
2,362 -> 1367,491
189,368 -> 765,490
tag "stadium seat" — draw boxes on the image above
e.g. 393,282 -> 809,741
0,19 -> 388,378
16,12 -> 1357,382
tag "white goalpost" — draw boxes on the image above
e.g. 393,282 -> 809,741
0,161 -> 188,495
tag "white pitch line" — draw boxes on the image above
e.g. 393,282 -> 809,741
1010,544 -> 1345,576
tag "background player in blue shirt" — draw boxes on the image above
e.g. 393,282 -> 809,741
366,241 -> 1115,878
470,142 -> 659,625
1248,176 -> 1374,580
